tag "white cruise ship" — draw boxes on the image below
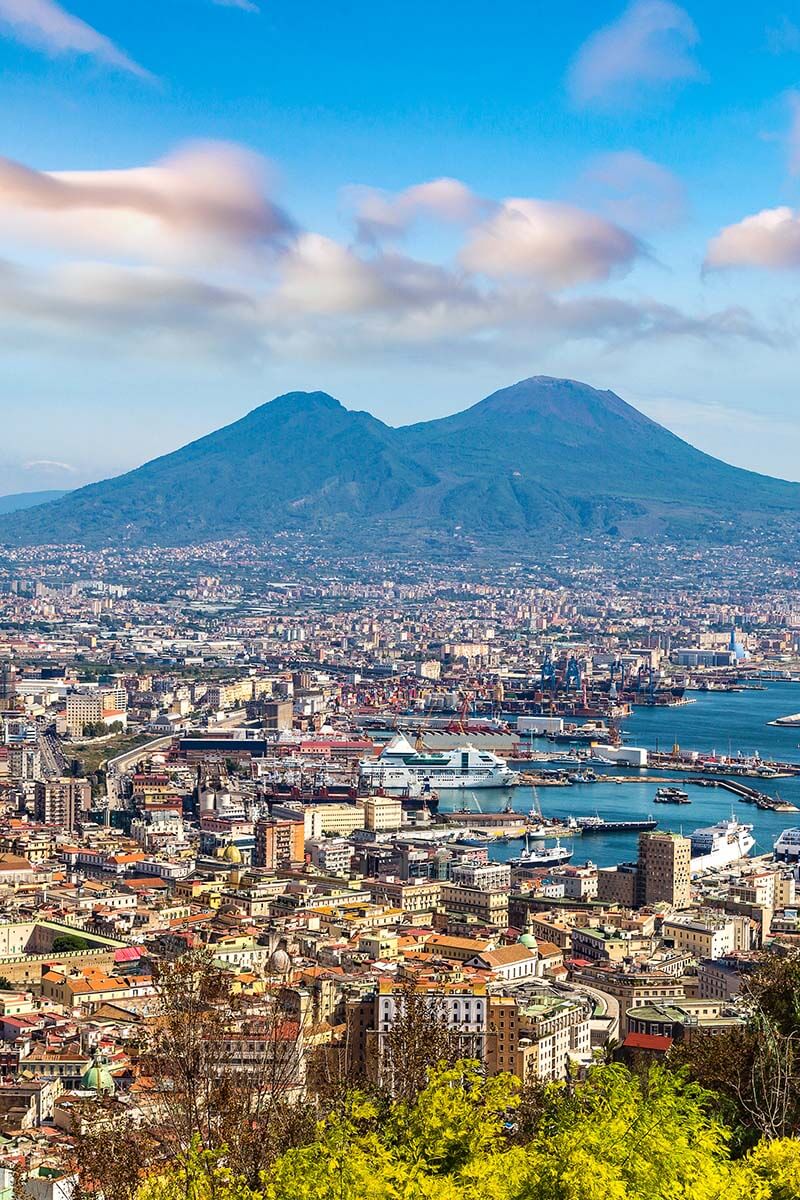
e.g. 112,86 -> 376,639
359,734 -> 517,791
690,816 -> 755,873
774,827 -> 800,862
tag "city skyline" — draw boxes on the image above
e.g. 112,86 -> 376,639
3,1 -> 800,494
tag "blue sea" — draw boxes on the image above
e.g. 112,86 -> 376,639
436,681 -> 800,868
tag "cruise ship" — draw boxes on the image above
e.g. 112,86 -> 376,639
689,817 -> 755,873
359,734 -> 517,791
774,827 -> 800,862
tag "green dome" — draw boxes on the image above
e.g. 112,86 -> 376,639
82,1049 -> 116,1096
518,932 -> 537,950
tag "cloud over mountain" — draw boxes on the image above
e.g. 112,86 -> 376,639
0,140 -> 770,368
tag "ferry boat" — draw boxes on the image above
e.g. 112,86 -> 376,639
774,827 -> 800,862
655,786 -> 690,804
359,734 -> 517,791
509,836 -> 573,868
690,817 -> 755,873
574,815 -> 658,834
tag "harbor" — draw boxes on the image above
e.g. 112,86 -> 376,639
433,680 -> 800,869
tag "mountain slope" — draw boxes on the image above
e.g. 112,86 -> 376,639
1,377 -> 797,548
0,490 -> 69,515
0,392 -> 431,545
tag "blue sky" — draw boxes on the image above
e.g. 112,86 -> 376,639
2,0 -> 800,493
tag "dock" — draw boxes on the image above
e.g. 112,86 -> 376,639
686,777 -> 798,812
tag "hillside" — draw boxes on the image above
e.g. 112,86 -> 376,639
1,377 -> 797,549
0,489 -> 68,515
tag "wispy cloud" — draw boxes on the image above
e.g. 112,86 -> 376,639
24,458 -> 76,473
0,0 -> 151,78
577,151 -> 686,231
348,178 -> 487,243
568,1 -> 702,107
211,0 -> 260,10
765,16 -> 800,55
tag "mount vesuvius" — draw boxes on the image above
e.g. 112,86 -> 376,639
3,377 -> 798,550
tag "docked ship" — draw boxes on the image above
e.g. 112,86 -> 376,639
359,734 -> 517,791
655,786 -> 690,804
574,815 -> 658,834
690,817 -> 755,873
774,827 -> 800,862
509,836 -> 573,868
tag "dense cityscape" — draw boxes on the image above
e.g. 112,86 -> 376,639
0,538 -> 793,1193
5,0 -> 800,1194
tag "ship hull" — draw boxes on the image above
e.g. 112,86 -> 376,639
690,834 -> 755,873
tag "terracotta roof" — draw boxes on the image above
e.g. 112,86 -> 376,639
470,945 -> 536,967
623,1032 -> 673,1052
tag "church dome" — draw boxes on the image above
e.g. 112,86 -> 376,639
82,1049 -> 116,1096
222,843 -> 242,864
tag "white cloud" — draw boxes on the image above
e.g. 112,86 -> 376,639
705,207 -> 800,271
568,0 -> 702,107
0,144 -> 773,368
766,16 -> 800,55
349,178 -> 486,242
0,142 -> 293,265
460,198 -> 642,287
577,151 -> 686,231
0,250 -> 769,369
0,0 -> 151,78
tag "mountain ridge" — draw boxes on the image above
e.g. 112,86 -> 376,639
2,377 -> 797,549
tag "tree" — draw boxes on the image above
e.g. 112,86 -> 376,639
376,982 -> 473,1102
671,948 -> 800,1143
745,1138 -> 800,1200
72,951 -> 315,1199
149,1062 -> 761,1200
52,934 -> 90,953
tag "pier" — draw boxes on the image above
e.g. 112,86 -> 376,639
686,777 -> 798,812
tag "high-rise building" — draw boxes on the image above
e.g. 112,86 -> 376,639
65,690 -> 128,737
254,817 -> 305,869
638,831 -> 691,908
34,777 -> 92,831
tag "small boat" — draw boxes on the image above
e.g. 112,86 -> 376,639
527,818 -> 579,839
509,835 -> 573,868
452,828 -> 490,847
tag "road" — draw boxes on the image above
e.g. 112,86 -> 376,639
105,735 -> 174,809
104,712 -> 248,807
567,981 -> 620,1041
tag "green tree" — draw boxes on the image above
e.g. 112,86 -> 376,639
52,934 -> 90,952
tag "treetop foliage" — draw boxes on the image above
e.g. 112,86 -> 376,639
132,1060 -> 800,1200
